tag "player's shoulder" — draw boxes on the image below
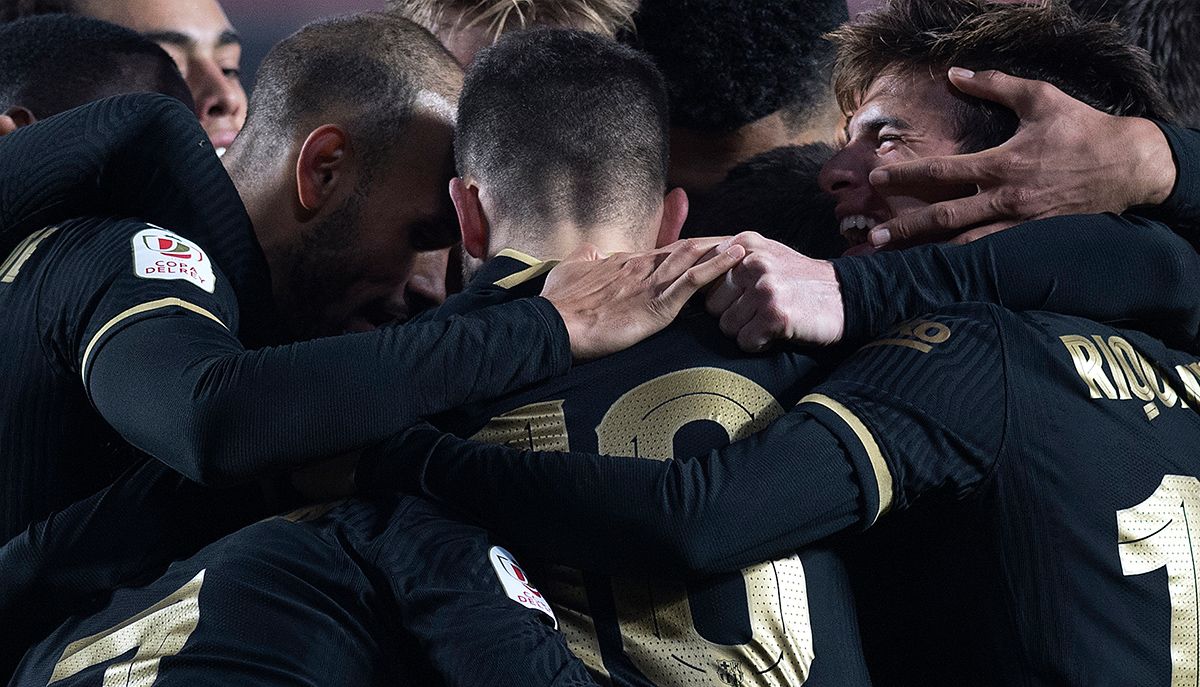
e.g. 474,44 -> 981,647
844,302 -> 1006,369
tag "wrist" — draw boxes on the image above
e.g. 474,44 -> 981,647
1128,116 -> 1176,206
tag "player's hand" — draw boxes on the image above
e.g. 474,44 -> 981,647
867,68 -> 1176,247
543,238 -> 746,360
704,232 -> 843,352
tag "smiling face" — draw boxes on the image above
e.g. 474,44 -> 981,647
819,71 -> 976,247
77,0 -> 247,153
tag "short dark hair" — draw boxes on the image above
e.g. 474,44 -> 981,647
456,28 -> 669,233
828,0 -> 1173,153
388,0 -> 637,39
685,143 -> 843,259
239,11 -> 460,178
629,0 -> 848,133
1068,0 -> 1200,128
0,0 -> 74,22
0,14 -> 191,118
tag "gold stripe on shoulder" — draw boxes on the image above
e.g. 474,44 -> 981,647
800,392 -> 894,523
81,298 -> 228,382
0,225 -> 58,284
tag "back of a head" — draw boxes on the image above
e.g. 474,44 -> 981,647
686,143 -> 843,259
1067,0 -> 1200,127
388,0 -> 637,39
0,13 -> 192,118
631,0 -> 848,134
456,28 -> 669,234
828,0 -> 1174,152
237,11 -> 460,176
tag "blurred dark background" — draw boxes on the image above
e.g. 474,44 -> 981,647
224,0 -> 883,91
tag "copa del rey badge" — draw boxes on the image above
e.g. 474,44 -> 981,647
132,225 -> 216,293
489,546 -> 558,628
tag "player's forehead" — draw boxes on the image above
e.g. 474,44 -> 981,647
845,71 -> 959,141
84,0 -> 239,50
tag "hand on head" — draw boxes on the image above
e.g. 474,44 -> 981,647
868,68 -> 1176,247
541,238 -> 746,360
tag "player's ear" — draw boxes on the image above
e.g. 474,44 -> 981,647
0,106 -> 36,136
450,177 -> 490,260
295,124 -> 349,213
655,187 -> 688,248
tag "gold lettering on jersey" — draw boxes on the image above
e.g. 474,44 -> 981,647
597,368 -> 815,687
1061,334 -> 1196,419
1061,335 -> 1120,399
535,565 -> 612,685
861,319 -> 952,354
0,225 -> 57,284
50,569 -> 204,687
1175,364 -> 1200,408
471,400 -> 570,451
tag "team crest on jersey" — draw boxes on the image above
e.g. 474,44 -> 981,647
132,225 -> 216,293
489,546 -> 557,628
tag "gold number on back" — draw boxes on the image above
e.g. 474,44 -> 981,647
596,368 -> 815,686
48,569 -> 205,687
1117,475 -> 1200,686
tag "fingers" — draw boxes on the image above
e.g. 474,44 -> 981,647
946,67 -> 1063,117
705,270 -> 741,315
658,244 -> 745,312
947,221 -> 1015,245
869,151 -> 990,189
869,193 -> 999,247
560,241 -> 604,264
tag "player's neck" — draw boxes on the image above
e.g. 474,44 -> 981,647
488,221 -> 656,262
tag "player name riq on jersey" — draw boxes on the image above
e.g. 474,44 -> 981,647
1060,333 -> 1200,419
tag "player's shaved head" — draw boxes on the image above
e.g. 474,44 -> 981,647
234,11 -> 461,178
455,29 -> 669,237
0,13 -> 192,120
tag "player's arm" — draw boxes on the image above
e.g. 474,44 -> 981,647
705,215 -> 1200,353
0,460 -> 270,673
865,69 -> 1197,244
360,307 -> 1008,577
78,231 -> 741,486
376,501 -> 598,686
833,213 -> 1200,349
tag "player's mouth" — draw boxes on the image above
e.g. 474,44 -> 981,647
835,211 -> 888,246
209,130 -> 238,157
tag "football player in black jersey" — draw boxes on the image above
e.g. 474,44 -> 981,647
10,495 -> 598,687
422,29 -> 871,686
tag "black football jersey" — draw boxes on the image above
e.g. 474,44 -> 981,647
424,250 -> 871,687
10,495 -> 596,687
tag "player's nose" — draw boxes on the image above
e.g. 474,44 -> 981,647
819,144 -> 865,196
405,248 -> 450,315
189,57 -> 246,131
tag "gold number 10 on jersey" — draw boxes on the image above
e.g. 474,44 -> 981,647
1118,475 -> 1200,687
476,368 -> 816,685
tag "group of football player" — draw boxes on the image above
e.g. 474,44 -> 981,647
1,0 -> 1199,684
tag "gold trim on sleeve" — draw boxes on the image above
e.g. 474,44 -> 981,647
81,298 -> 228,381
800,392 -> 894,523
0,225 -> 58,283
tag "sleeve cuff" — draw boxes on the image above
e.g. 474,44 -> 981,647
1150,121 -> 1200,226
799,393 -> 895,526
